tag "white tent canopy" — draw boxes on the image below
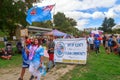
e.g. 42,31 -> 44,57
112,24 -> 120,30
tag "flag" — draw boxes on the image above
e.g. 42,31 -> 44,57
26,4 -> 55,25
43,4 -> 55,11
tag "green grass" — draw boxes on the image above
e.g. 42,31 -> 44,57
0,47 -> 22,68
1,46 -> 120,80
0,42 -> 5,48
0,54 -> 22,68
59,46 -> 120,80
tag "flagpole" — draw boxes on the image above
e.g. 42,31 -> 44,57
51,4 -> 56,29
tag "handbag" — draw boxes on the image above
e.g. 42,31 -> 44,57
47,49 -> 50,53
38,63 -> 46,76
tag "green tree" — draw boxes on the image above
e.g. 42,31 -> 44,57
32,21 -> 53,28
0,0 -> 33,38
53,12 -> 79,35
100,17 -> 116,33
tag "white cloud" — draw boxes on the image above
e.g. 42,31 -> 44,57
75,19 -> 89,30
64,11 -> 105,21
36,0 -> 117,11
34,0 -> 118,30
104,11 -> 116,18
114,5 -> 120,13
92,11 -> 105,19
104,5 -> 120,18
64,11 -> 91,20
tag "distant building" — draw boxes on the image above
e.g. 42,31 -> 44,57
27,26 -> 52,36
112,24 -> 120,30
15,26 -> 52,39
84,28 -> 96,32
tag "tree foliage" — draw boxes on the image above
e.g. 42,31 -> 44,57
32,21 -> 53,28
0,0 -> 33,38
32,12 -> 80,36
99,17 -> 116,33
53,12 -> 79,35
112,29 -> 120,34
0,0 -> 80,37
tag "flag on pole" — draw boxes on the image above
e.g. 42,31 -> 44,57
43,4 -> 55,11
26,4 -> 55,25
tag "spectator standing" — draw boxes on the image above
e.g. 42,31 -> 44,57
87,35 -> 94,51
117,35 -> 120,45
94,37 -> 101,55
47,37 -> 55,72
107,36 -> 113,54
4,36 -> 8,47
103,35 -> 107,47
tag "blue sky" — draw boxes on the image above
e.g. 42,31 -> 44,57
34,0 -> 120,30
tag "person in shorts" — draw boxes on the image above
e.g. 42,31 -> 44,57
18,38 -> 34,80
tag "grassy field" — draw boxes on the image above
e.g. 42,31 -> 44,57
59,47 -> 120,80
0,53 -> 22,68
1,46 -> 120,80
0,42 -> 4,48
0,46 -> 22,68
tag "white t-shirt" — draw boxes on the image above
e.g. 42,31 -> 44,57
87,37 -> 94,44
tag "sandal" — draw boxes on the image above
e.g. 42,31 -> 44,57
18,78 -> 23,80
29,75 -> 34,80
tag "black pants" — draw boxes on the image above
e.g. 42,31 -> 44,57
103,40 -> 106,47
90,44 -> 94,50
95,47 -> 99,54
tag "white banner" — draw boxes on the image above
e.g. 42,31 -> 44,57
54,38 -> 87,64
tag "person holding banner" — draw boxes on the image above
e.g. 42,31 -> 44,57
47,37 -> 55,72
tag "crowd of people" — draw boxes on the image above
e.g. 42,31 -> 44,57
87,34 -> 120,55
1,33 -> 120,80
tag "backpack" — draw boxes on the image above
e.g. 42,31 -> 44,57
108,39 -> 112,46
111,41 -> 116,47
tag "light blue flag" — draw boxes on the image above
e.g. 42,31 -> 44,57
26,5 -> 54,25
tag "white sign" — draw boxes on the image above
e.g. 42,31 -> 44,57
54,38 -> 87,64
20,29 -> 28,37
0,37 -> 4,41
13,36 -> 16,40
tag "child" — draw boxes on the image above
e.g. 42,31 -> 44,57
94,37 -> 100,55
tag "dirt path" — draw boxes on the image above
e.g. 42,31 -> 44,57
0,65 -> 75,80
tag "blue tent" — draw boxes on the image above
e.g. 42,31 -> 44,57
44,29 -> 66,37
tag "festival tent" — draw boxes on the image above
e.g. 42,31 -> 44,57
43,29 -> 66,37
91,30 -> 103,37
63,34 -> 74,38
112,24 -> 120,30
34,32 -> 42,36
91,30 -> 103,35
